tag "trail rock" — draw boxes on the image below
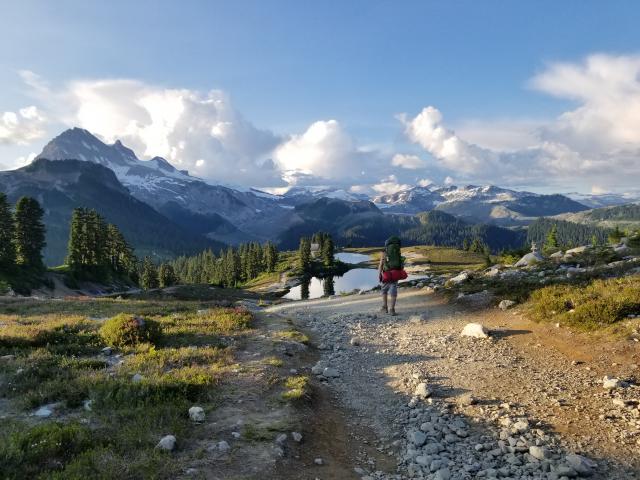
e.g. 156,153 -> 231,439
461,323 -> 489,339
414,382 -> 431,399
322,367 -> 340,378
498,299 -> 516,310
565,454 -> 596,476
292,431 -> 303,442
156,435 -> 176,451
529,446 -> 549,460
217,440 -> 231,452
34,406 -> 53,418
603,376 -> 625,389
132,373 -> 144,383
188,406 -> 205,422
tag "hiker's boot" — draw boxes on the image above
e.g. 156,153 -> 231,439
380,305 -> 388,313
389,309 -> 397,316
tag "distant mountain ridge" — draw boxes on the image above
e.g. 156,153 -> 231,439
0,159 -> 224,265
35,128 -> 294,244
373,184 -> 589,225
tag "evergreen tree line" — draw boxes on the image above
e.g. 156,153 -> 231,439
0,193 -> 46,275
299,231 -> 335,272
66,207 -> 136,280
526,218 -> 610,249
168,241 -> 279,288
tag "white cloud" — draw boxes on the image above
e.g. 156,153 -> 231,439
371,175 -> 411,195
417,178 -> 434,187
391,153 -> 426,169
273,119 -> 377,185
58,79 -> 282,185
0,106 -> 46,145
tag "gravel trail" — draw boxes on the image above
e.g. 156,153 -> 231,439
266,289 -> 640,480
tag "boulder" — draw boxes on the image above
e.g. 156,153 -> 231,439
565,454 -> 596,476
603,375 -> 627,389
409,430 -> 427,447
292,431 -> 303,442
156,435 -> 176,451
414,382 -> 432,399
188,406 -> 205,423
514,251 -> 544,267
322,367 -> 340,378
461,323 -> 490,339
217,440 -> 230,453
565,246 -> 590,256
449,271 -> 471,284
498,300 -> 516,310
529,446 -> 548,460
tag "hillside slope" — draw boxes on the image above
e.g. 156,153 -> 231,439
0,159 -> 224,265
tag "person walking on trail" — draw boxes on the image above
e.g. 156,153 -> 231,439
378,236 -> 407,316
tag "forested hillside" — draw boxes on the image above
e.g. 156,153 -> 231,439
526,217 -> 610,247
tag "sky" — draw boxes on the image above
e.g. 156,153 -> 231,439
1,0 -> 640,195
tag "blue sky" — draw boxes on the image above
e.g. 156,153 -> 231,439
2,1 -> 640,194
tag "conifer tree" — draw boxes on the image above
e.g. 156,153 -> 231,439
158,263 -> 178,288
298,237 -> 311,272
14,196 -> 46,270
141,257 -> 159,289
321,235 -> 335,266
544,224 -> 559,252
609,225 -> 623,244
0,192 -> 16,269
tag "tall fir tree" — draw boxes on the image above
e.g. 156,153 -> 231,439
158,263 -> 178,288
0,192 -> 16,269
298,237 -> 311,272
321,235 -> 335,266
14,196 -> 46,270
141,257 -> 159,289
544,224 -> 559,252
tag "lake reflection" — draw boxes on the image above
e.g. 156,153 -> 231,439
284,268 -> 377,300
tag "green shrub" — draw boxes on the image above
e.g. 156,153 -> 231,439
0,421 -> 93,479
527,275 -> 640,329
99,314 -> 162,347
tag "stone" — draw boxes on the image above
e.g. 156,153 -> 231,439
0,354 -> 15,361
156,435 -> 176,451
565,454 -> 596,476
292,431 -> 303,442
449,271 -> 470,284
101,346 -> 113,356
314,457 -> 324,465
322,367 -> 340,378
349,337 -> 361,346
457,393 -> 477,406
311,361 -> 326,375
409,430 -> 427,447
603,375 -> 625,389
34,406 -> 53,418
461,323 -> 490,339
83,399 -> 93,411
565,246 -> 589,256
529,446 -> 548,460
409,314 -> 427,324
514,251 -> 544,267
414,382 -> 431,399
188,406 -> 205,423
498,299 -> 516,311
217,440 -> 231,452
434,468 -> 451,480
512,420 -> 530,433
132,373 -> 144,383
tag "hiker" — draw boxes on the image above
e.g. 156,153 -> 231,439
378,236 -> 407,316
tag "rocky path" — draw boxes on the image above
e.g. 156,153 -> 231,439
266,289 -> 640,480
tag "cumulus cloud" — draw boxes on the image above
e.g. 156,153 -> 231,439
60,79 -> 282,185
400,54 -> 640,190
391,153 -> 426,169
0,106 -> 46,145
371,175 -> 412,195
273,119 -> 376,185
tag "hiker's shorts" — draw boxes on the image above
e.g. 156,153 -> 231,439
380,281 -> 398,297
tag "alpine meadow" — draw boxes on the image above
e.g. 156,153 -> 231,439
1,2 -> 640,479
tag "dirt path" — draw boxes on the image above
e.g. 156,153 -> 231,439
266,289 -> 640,479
